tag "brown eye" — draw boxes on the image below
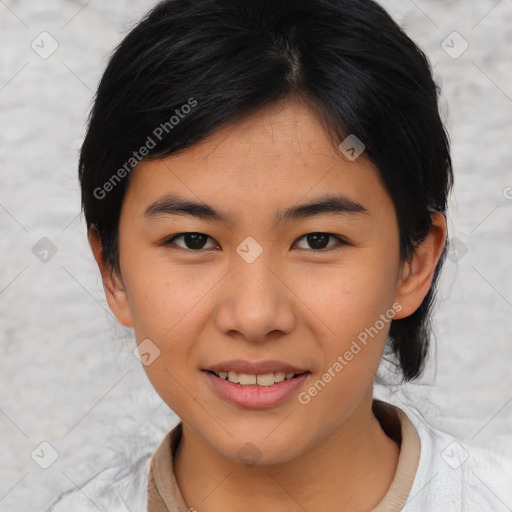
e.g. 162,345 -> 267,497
166,233 -> 218,251
294,233 -> 346,251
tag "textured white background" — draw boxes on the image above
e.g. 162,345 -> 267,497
0,1 -> 511,510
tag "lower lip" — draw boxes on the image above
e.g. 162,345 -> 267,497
203,371 -> 309,409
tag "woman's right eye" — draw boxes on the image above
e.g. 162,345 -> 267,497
164,233 -> 219,251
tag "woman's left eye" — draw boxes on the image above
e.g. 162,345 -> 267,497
164,232 -> 346,251
294,233 -> 346,251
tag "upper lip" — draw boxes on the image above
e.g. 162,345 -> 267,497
204,359 -> 309,375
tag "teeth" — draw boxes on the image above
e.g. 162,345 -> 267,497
239,373 -> 257,385
214,370 -> 299,386
273,372 -> 286,383
256,373 -> 275,386
227,371 -> 239,383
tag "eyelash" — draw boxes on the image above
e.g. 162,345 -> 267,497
163,232 -> 348,252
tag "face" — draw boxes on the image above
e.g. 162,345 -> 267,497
94,97 -> 443,466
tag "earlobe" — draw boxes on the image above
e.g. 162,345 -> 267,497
88,226 -> 134,328
394,212 -> 447,319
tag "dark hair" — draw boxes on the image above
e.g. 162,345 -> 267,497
79,0 -> 453,381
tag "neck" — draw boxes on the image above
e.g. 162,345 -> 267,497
174,393 -> 400,512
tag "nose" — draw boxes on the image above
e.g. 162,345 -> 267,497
213,249 -> 296,343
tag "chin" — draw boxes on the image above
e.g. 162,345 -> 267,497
205,425 -> 309,468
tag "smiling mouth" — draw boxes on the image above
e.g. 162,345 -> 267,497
205,370 -> 309,387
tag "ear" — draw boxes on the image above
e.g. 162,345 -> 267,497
88,226 -> 134,328
393,211 -> 447,319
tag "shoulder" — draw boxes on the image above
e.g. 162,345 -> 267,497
45,453 -> 152,512
400,404 -> 512,512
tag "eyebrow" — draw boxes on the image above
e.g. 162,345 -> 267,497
142,193 -> 370,224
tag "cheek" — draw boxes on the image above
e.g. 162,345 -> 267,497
121,253 -> 226,396
121,248 -> 209,335
297,258 -> 399,402
294,266 -> 397,421
298,259 -> 398,335
122,259 -> 210,409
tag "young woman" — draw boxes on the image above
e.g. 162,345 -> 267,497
47,0 -> 512,510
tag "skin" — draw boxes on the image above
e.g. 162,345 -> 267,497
90,96 -> 446,511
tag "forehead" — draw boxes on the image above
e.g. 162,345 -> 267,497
124,98 -> 392,221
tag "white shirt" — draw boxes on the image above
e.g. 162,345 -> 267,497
46,400 -> 512,512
